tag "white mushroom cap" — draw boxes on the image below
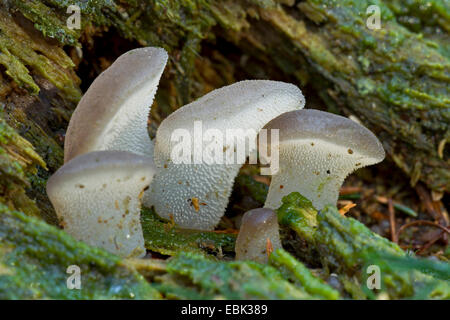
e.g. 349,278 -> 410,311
64,47 -> 168,163
46,151 -> 156,258
235,208 -> 281,263
262,109 -> 385,210
144,80 -> 305,230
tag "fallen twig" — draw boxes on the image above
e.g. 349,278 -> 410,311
388,198 -> 397,243
396,220 -> 450,244
416,230 -> 445,256
338,202 -> 356,216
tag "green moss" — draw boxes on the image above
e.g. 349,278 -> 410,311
0,204 -> 160,299
5,0 -> 450,189
360,251 -> 450,299
276,192 -> 318,243
300,0 -> 450,191
0,8 -> 80,100
141,208 -> 236,257
234,174 -> 269,205
11,0 -> 111,46
222,0 -> 450,191
269,249 -> 340,299
386,0 -> 449,43
0,45 -> 39,94
276,192 -> 450,299
0,113 -> 45,217
5,0 -> 216,103
2,0 -> 449,192
316,206 -> 405,271
1,0 -> 449,299
163,252 -> 315,299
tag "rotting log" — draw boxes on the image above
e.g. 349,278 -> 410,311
0,2 -> 448,223
0,0 -> 449,299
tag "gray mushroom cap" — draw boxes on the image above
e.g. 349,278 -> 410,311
262,109 -> 385,159
262,109 -> 385,210
47,150 -> 155,258
64,47 -> 168,162
235,208 -> 282,263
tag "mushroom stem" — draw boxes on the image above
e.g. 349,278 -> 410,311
262,109 -> 385,210
144,80 -> 305,230
46,151 -> 156,258
265,140 -> 348,209
235,208 -> 282,263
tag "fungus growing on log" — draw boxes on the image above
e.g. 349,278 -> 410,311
235,208 -> 282,263
47,151 -> 155,258
64,47 -> 168,163
145,80 -> 305,230
262,109 -> 385,210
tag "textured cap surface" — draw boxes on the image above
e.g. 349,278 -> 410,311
64,47 -> 168,162
47,151 -> 155,257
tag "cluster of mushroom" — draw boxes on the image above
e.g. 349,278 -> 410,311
47,47 -> 385,259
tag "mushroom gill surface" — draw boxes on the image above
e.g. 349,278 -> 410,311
64,47 -> 168,163
262,109 -> 385,210
46,151 -> 155,258
145,80 -> 305,230
235,208 -> 281,263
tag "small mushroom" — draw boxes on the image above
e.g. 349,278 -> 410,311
235,208 -> 282,263
145,80 -> 305,230
64,47 -> 168,163
262,109 -> 385,210
46,151 -> 155,258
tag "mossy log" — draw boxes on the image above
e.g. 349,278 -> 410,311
0,0 -> 449,299
0,1 -> 448,222
277,192 -> 450,299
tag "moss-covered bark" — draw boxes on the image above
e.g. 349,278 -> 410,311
212,0 -> 450,192
0,204 -> 161,299
1,0 -> 449,195
0,202 -> 339,300
0,113 -> 45,218
141,207 -> 236,257
277,192 -> 450,299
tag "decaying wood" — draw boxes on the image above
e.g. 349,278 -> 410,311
0,0 -> 448,221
